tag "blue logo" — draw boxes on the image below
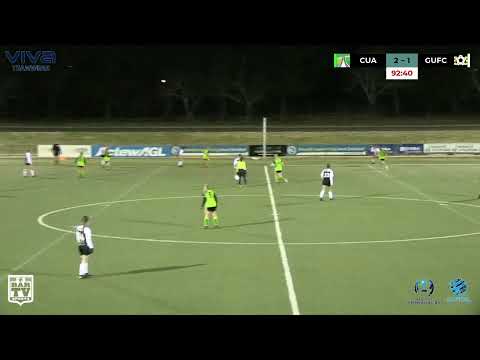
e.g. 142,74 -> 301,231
414,279 -> 435,296
447,278 -> 472,303
450,278 -> 468,295
4,50 -> 56,72
409,279 -> 440,304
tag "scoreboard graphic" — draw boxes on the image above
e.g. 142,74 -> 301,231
333,52 -> 472,80
386,53 -> 418,80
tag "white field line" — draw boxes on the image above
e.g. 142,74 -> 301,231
368,164 -> 480,226
264,166 -> 300,315
0,167 -> 162,283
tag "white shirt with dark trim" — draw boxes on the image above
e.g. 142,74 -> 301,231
321,168 -> 334,185
75,225 -> 94,249
25,152 -> 32,165
233,157 -> 240,168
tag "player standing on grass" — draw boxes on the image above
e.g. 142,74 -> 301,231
23,150 -> 35,177
233,154 -> 241,181
203,149 -> 209,167
235,156 -> 248,186
75,152 -> 87,178
75,216 -> 94,279
378,148 -> 389,170
370,145 -> 379,164
201,184 -> 219,228
320,163 -> 334,201
100,145 -> 111,169
272,154 -> 288,183
52,144 -> 61,165
177,147 -> 184,167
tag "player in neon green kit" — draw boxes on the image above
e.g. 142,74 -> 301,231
272,154 -> 288,183
202,149 -> 209,167
75,152 -> 87,178
201,184 -> 219,228
378,148 -> 389,170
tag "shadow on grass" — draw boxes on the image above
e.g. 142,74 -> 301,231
122,218 -> 193,229
93,264 -> 207,278
13,264 -> 207,279
218,217 -> 294,229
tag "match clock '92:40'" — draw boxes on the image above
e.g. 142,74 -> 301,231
391,69 -> 413,77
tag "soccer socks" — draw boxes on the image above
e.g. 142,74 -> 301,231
329,191 -> 333,200
203,216 -> 209,227
79,263 -> 87,276
30,169 -> 35,176
320,189 -> 325,199
213,215 -> 219,227
23,169 -> 28,177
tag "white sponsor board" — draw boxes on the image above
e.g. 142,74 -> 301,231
37,145 -> 92,158
424,143 -> 480,154
296,151 -> 367,156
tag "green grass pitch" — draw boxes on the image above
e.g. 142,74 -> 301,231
1,156 -> 480,314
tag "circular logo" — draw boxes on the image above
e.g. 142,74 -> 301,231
171,146 -> 181,156
287,145 -> 297,155
449,278 -> 468,296
414,279 -> 434,296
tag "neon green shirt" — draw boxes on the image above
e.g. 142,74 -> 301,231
203,150 -> 209,160
204,190 -> 217,208
274,158 -> 284,171
76,155 -> 86,167
236,160 -> 247,171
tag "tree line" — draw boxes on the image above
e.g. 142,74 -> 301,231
1,46 -> 479,121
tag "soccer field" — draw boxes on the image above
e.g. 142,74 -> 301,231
1,156 -> 480,314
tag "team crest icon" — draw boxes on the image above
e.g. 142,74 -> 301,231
8,275 -> 34,306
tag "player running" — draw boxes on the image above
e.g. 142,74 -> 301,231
320,163 -> 334,201
272,154 -> 288,183
378,148 -> 389,170
75,215 -> 94,279
202,149 -> 209,167
100,145 -> 111,169
201,184 -> 219,228
23,150 -> 35,177
235,156 -> 248,185
75,151 -> 87,178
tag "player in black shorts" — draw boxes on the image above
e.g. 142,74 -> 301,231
52,144 -> 61,165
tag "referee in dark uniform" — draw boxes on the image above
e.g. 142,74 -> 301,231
52,144 -> 61,165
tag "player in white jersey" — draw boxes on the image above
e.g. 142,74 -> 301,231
177,147 -> 184,167
75,216 -> 94,279
320,164 -> 334,201
233,154 -> 241,181
23,150 -> 35,177
370,146 -> 380,164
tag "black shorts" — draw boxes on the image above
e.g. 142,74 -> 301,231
322,178 -> 331,187
24,163 -> 32,166
237,169 -> 247,176
206,206 -> 217,212
78,245 -> 93,256
380,158 -> 385,161
275,170 -> 282,173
